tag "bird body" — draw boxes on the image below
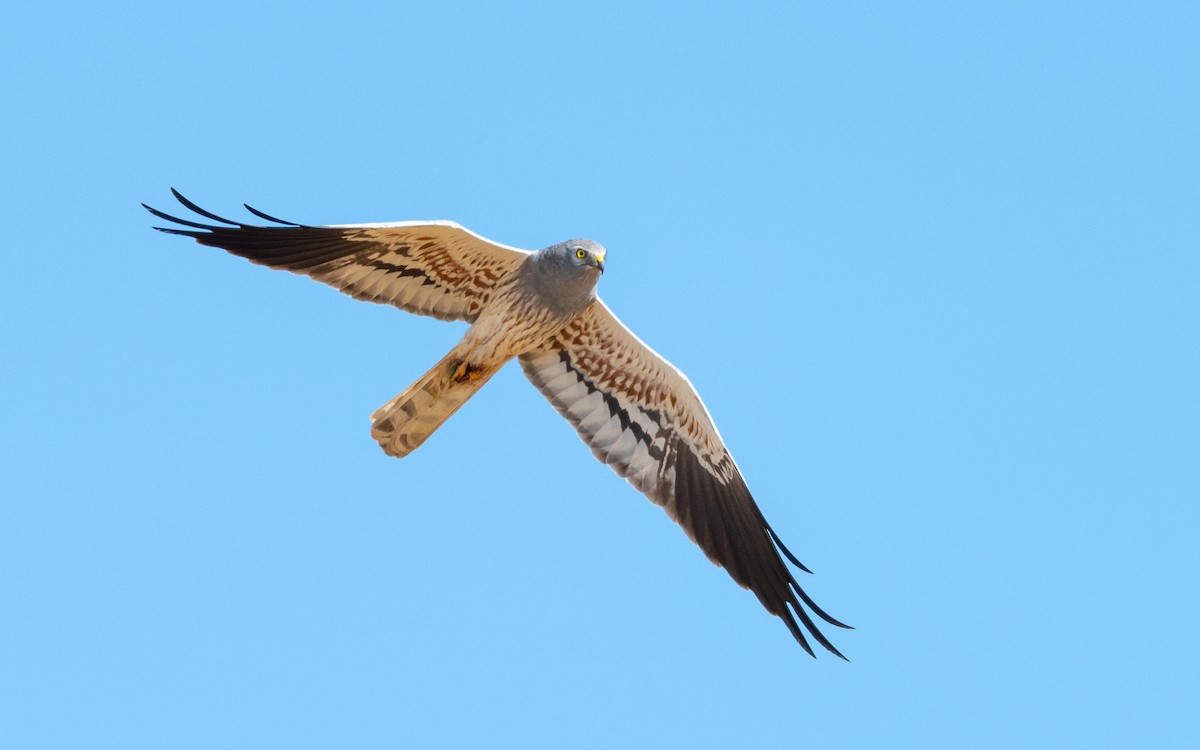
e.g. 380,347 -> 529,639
145,190 -> 851,658
452,239 -> 605,366
372,240 -> 605,457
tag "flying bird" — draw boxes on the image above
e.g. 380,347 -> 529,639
144,189 -> 851,657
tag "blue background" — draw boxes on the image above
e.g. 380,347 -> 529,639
2,2 -> 1196,747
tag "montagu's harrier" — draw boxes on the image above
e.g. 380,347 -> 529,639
145,189 -> 851,658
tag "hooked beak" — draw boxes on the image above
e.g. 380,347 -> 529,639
594,252 -> 606,274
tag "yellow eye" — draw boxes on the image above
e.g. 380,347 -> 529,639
575,248 -> 587,259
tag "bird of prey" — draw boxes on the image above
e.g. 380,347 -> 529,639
144,189 -> 851,658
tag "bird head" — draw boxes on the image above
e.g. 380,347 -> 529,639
556,239 -> 606,275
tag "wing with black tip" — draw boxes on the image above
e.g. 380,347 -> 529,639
520,301 -> 851,657
145,189 -> 527,322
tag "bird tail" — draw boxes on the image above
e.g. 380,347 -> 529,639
370,351 -> 501,458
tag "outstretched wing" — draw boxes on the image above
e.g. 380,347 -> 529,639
144,189 -> 528,322
519,301 -> 850,657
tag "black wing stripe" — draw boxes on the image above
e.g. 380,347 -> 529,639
555,351 -> 664,458
522,352 -> 668,498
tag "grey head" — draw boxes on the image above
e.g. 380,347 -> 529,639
524,239 -> 608,315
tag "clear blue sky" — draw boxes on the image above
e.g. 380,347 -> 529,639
2,2 -> 1197,747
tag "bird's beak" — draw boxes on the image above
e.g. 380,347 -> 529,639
595,252 -> 606,273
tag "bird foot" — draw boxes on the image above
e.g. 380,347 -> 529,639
450,360 -> 483,383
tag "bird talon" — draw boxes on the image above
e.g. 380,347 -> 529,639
450,361 -> 478,383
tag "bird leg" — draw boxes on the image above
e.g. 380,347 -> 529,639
451,360 -> 483,383
449,341 -> 485,383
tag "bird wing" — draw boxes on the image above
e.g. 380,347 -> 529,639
144,189 -> 528,322
519,300 -> 850,657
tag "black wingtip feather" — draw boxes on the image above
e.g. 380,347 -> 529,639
782,615 -> 818,658
243,203 -> 307,227
788,598 -> 846,659
792,583 -> 854,630
151,226 -> 205,238
142,202 -> 219,232
145,190 -> 316,237
765,523 -> 813,574
670,443 -> 847,658
170,188 -> 245,227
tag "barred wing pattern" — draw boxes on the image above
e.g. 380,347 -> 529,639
519,302 -> 850,657
144,189 -> 527,322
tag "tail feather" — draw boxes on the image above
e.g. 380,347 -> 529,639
370,352 -> 500,458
